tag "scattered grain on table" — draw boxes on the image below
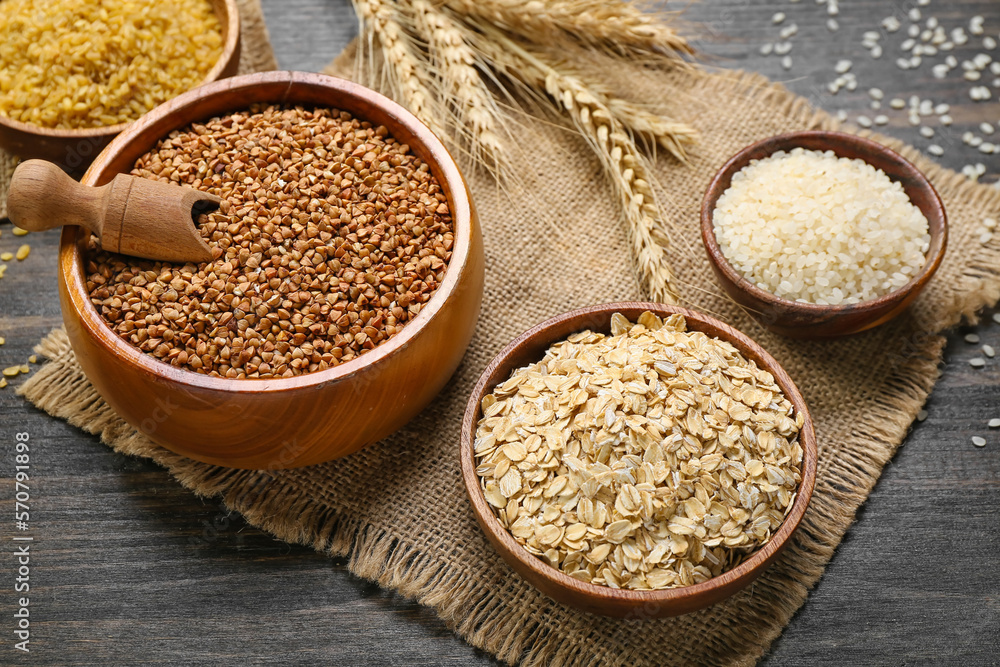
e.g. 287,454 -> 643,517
972,436 -> 986,447
15,245 -> 29,261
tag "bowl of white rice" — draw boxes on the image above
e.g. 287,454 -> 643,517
701,131 -> 947,338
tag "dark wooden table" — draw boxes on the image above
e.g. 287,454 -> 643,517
2,1 -> 998,664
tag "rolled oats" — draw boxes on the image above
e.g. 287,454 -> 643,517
474,313 -> 804,590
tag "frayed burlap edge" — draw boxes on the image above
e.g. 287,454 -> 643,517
19,62 -> 1000,666
0,0 -> 277,220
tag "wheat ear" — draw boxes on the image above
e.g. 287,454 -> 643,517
444,0 -> 691,60
462,23 -> 695,163
607,100 -> 697,163
352,0 -> 449,140
470,32 -> 678,303
409,0 -> 505,167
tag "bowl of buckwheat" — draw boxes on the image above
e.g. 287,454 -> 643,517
460,303 -> 817,617
57,71 -> 484,469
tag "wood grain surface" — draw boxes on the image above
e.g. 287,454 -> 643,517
1,0 -> 998,664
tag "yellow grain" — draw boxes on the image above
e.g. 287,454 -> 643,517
11,227 -> 28,236
15,245 -> 30,261
0,0 -> 222,129
0,253 -> 12,262
2,366 -> 21,377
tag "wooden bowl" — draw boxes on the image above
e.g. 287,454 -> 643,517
0,0 -> 241,169
460,302 -> 817,618
58,71 -> 484,469
701,131 -> 947,339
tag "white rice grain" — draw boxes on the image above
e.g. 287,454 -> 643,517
712,148 -> 930,305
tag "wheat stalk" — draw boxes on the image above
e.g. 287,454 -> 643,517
409,0 -> 505,167
352,0 -> 449,140
351,0 -> 692,303
443,0 -> 691,60
468,29 -> 679,303
455,18 -> 696,163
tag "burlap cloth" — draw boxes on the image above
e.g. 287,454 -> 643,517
0,0 -> 277,220
16,35 -> 1000,666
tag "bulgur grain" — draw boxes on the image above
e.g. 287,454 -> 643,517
0,0 -> 222,129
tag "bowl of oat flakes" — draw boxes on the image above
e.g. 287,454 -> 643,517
57,71 -> 484,469
460,303 -> 817,617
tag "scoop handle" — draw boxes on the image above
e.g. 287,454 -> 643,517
7,160 -> 107,235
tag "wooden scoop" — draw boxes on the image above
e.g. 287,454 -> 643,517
7,159 -> 220,263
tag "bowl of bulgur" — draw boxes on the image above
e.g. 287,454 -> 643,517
57,71 -> 484,469
0,0 -> 241,166
460,303 -> 817,617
